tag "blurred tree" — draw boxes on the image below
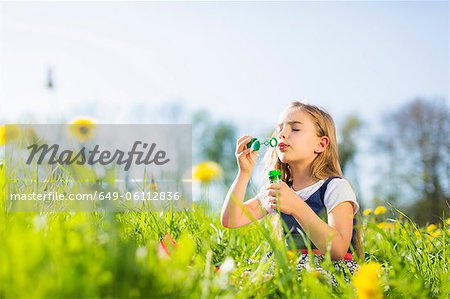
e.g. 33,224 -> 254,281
376,98 -> 450,224
338,114 -> 364,207
338,114 -> 364,174
191,110 -> 211,160
191,110 -> 237,186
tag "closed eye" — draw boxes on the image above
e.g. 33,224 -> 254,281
277,122 -> 301,132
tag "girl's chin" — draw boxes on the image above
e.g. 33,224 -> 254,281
278,152 -> 303,164
277,153 -> 289,163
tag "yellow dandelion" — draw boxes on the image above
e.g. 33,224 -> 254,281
377,222 -> 387,229
148,182 -> 159,192
310,269 -> 321,278
378,222 -> 395,230
0,124 -> 20,146
68,118 -> 96,142
363,208 -> 373,216
374,206 -> 387,215
352,262 -> 383,299
287,250 -> 295,261
426,224 -> 437,233
0,126 -> 5,145
147,174 -> 160,192
429,229 -> 441,238
192,161 -> 223,184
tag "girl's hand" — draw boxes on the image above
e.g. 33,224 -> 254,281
235,135 -> 258,176
266,181 -> 299,215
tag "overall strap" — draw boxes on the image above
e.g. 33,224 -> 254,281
319,176 -> 341,206
318,176 -> 358,254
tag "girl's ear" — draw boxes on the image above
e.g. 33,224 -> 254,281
314,136 -> 329,154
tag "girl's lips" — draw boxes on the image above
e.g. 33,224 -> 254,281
278,143 -> 289,152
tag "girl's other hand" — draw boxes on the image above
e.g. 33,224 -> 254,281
266,181 -> 299,215
235,135 -> 259,176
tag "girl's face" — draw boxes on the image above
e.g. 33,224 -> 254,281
275,108 -> 327,164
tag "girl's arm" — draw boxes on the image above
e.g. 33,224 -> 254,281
220,171 -> 266,228
291,200 -> 355,260
220,135 -> 266,228
266,181 -> 357,259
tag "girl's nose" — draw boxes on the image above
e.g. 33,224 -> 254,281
277,133 -> 287,144
278,126 -> 287,140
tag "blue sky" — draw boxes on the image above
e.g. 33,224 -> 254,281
0,1 -> 448,205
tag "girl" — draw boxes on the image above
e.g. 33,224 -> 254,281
220,101 -> 362,286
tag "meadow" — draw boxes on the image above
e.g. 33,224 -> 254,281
0,160 -> 448,298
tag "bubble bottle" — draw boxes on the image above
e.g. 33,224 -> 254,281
246,137 -> 278,151
268,169 -> 282,240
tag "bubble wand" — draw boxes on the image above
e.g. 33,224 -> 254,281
246,136 -> 282,240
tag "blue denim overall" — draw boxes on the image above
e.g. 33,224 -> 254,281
280,176 -> 357,252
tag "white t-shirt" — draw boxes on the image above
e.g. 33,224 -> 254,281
257,178 -> 360,216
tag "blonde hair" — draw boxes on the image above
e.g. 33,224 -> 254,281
263,100 -> 363,259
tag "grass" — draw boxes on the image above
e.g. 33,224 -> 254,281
0,163 -> 449,299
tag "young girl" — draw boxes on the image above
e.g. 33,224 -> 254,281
220,101 -> 362,286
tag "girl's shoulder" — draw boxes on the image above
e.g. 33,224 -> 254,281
324,177 -> 360,215
326,177 -> 355,191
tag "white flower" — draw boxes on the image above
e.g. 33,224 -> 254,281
33,215 -> 47,231
219,257 -> 236,275
135,246 -> 148,261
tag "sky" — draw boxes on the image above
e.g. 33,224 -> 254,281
0,1 -> 448,206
